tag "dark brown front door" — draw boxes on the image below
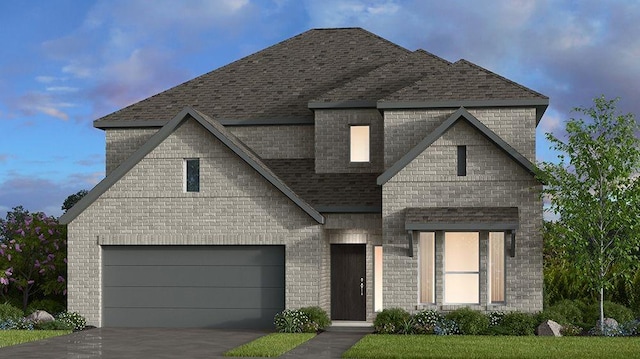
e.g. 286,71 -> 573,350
331,244 -> 366,320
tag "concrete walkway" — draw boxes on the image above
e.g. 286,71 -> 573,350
0,327 -> 372,358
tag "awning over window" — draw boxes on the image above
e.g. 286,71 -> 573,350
405,207 -> 519,231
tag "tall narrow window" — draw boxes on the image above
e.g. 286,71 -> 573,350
350,125 -> 370,162
185,158 -> 200,192
489,232 -> 505,303
419,232 -> 435,304
457,145 -> 467,176
444,232 -> 479,304
374,246 -> 383,312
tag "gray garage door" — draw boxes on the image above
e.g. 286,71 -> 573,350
103,245 -> 284,328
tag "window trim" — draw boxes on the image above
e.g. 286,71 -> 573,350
350,125 -> 370,163
184,158 -> 200,193
457,145 -> 467,176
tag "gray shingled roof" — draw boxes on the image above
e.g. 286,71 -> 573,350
264,159 -> 381,212
309,49 -> 451,106
380,59 -> 548,103
405,207 -> 519,230
94,28 -> 410,128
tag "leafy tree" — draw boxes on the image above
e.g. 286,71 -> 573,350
0,207 -> 67,311
538,96 -> 640,331
62,189 -> 88,213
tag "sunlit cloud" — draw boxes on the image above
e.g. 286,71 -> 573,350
46,86 -> 78,93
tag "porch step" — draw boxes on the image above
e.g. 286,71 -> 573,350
328,321 -> 374,333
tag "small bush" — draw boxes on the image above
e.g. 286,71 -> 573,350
27,299 -> 65,316
0,318 -> 35,330
299,306 -> 331,331
413,310 -> 443,334
274,309 -> 310,333
445,307 -> 489,335
536,309 -> 569,327
499,312 -> 536,336
583,301 -> 635,327
36,319 -> 74,330
373,308 -> 410,334
547,300 -> 583,324
620,320 -> 640,337
487,311 -> 505,327
560,323 -> 583,336
0,303 -> 24,322
434,318 -> 459,335
56,311 -> 86,331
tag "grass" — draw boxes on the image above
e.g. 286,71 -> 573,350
343,335 -> 640,359
224,333 -> 316,357
0,330 -> 72,348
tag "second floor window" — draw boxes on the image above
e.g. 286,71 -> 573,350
350,125 -> 370,162
185,158 -> 200,192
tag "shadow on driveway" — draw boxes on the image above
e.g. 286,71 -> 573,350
0,328 -> 267,359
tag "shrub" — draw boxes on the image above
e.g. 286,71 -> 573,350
373,308 -> 410,334
560,323 -> 583,336
583,301 -> 635,327
536,309 -> 569,327
434,318 -> 459,335
0,318 -> 34,330
547,299 -> 583,324
445,307 -> 489,335
274,309 -> 309,333
487,311 -> 505,327
56,311 -> 86,331
499,312 -> 536,336
620,320 -> 640,337
0,303 -> 24,321
299,306 -> 331,331
413,310 -> 443,334
36,319 -> 74,330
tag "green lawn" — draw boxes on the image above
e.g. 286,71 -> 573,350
224,333 -> 315,357
343,335 -> 640,359
0,330 -> 72,348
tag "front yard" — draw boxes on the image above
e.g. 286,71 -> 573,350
0,330 -> 71,348
343,335 -> 640,358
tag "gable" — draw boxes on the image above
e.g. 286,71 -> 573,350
61,107 -> 324,225
377,107 -> 538,185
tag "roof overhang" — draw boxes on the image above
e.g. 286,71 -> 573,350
94,116 -> 315,129
404,207 -> 520,231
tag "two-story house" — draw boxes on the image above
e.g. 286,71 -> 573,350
60,28 -> 547,328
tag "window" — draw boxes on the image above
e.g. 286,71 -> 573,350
444,232 -> 479,304
489,232 -> 505,303
184,158 -> 200,192
419,232 -> 435,304
457,145 -> 467,176
350,125 -> 370,162
374,246 -> 383,311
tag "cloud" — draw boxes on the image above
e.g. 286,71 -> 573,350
0,171 -> 102,219
74,154 -> 104,167
12,92 -> 75,121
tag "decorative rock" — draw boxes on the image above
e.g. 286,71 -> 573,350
26,310 -> 55,324
596,318 -> 619,331
537,320 -> 563,336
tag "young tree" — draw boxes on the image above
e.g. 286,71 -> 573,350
62,189 -> 88,213
538,96 -> 640,331
0,207 -> 67,311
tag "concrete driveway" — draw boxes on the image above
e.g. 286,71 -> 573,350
0,326 -> 371,358
0,328 -> 268,359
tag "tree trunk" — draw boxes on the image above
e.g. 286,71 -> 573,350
599,286 -> 605,333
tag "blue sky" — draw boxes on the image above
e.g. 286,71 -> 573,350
1,0 -> 639,218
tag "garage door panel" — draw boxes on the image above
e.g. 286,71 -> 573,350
104,246 -> 283,266
103,265 -> 284,287
102,245 -> 285,328
104,308 -> 280,329
104,286 -> 284,308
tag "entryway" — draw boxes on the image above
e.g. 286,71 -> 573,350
330,244 -> 366,320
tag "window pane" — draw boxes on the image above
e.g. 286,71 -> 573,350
444,273 -> 479,303
489,232 -> 505,303
444,232 -> 479,272
374,246 -> 383,311
419,232 -> 435,304
186,159 -> 200,192
350,126 -> 370,162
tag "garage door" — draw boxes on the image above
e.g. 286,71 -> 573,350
103,245 -> 284,328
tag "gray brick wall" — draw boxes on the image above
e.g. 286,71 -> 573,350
383,108 -> 536,169
382,112 -> 543,314
315,109 -> 384,173
69,119 -> 324,326
105,128 -> 158,175
228,125 -> 315,159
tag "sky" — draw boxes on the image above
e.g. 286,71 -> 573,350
1,0 -> 639,219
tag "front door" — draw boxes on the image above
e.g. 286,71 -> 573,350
331,244 -> 366,320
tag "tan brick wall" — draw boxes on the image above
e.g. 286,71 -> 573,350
69,119 -> 324,326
